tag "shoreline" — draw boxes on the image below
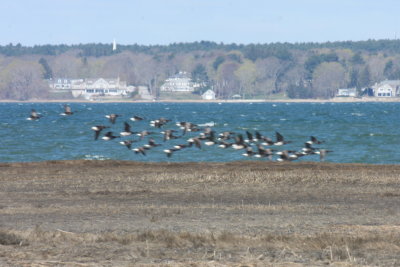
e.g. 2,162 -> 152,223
1,97 -> 400,103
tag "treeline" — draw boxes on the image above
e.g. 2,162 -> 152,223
1,39 -> 400,100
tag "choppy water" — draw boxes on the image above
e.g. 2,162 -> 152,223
1,102 -> 399,164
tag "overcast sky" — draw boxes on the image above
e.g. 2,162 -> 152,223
2,0 -> 400,46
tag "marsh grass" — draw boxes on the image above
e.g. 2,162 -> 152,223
1,160 -> 400,266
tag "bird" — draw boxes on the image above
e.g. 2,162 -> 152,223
162,129 -> 179,141
163,147 -> 181,158
130,115 -> 144,121
120,122 -> 134,136
315,149 -> 333,161
132,146 -> 148,156
232,134 -> 247,150
187,137 -> 202,149
204,130 -> 217,146
254,144 -> 274,160
91,125 -> 109,140
106,113 -> 121,124
61,104 -> 73,116
307,136 -> 325,145
27,109 -> 41,120
150,117 -> 171,128
136,130 -> 154,140
273,132 -> 292,146
144,138 -> 161,149
242,146 -> 256,157
119,139 -> 137,150
102,131 -> 120,141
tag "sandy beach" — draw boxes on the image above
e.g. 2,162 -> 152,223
2,96 -> 400,103
1,160 -> 400,266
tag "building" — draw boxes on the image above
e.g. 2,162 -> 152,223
372,80 -> 400,97
336,88 -> 357,97
201,89 -> 216,100
49,78 -> 135,99
160,71 -> 198,92
48,78 -> 72,90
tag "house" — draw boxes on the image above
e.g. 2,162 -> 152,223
160,71 -> 199,92
49,77 -> 135,99
201,89 -> 216,100
336,88 -> 357,97
372,80 -> 400,97
48,78 -> 72,90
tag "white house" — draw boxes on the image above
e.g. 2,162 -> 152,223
160,71 -> 198,92
336,88 -> 357,97
49,77 -> 135,99
201,89 -> 216,100
372,80 -> 400,97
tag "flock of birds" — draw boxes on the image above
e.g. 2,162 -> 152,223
28,104 -> 333,162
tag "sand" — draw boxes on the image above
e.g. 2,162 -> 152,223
0,160 -> 400,266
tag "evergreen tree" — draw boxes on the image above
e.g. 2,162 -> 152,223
38,58 -> 53,79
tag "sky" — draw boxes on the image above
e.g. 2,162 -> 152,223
2,0 -> 400,46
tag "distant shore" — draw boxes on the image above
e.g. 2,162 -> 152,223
1,97 -> 400,103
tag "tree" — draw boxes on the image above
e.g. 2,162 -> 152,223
358,66 -> 371,88
0,60 -> 49,100
312,62 -> 346,98
38,57 -> 53,79
235,60 -> 257,98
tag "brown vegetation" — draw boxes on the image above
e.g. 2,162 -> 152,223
1,160 -> 400,266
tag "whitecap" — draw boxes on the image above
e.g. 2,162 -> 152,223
198,121 -> 216,127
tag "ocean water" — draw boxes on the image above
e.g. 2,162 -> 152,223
1,102 -> 399,164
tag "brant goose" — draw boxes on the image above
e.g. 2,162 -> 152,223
91,125 -> 109,140
27,109 -> 41,120
187,137 -> 202,149
273,132 -> 292,146
144,138 -> 161,149
102,131 -> 120,141
120,122 -> 134,136
106,114 -> 121,124
130,115 -> 144,121
162,129 -> 179,141
61,105 -> 73,116
315,149 -> 333,161
132,146 -> 148,156
307,136 -> 325,145
150,117 -> 171,128
119,139 -> 137,149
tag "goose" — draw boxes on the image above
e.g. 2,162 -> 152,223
61,104 -> 73,116
307,136 -> 325,145
130,115 -> 144,121
91,125 -> 109,140
232,134 -> 247,150
119,139 -> 137,149
273,132 -> 292,146
187,137 -> 202,149
254,144 -> 274,160
27,109 -> 41,120
315,149 -> 333,161
144,138 -> 161,149
102,131 -> 120,141
120,122 -> 134,136
162,129 -> 179,141
150,117 -> 171,128
242,146 -> 256,157
106,114 -> 121,124
132,146 -> 148,156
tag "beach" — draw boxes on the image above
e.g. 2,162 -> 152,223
1,160 -> 400,266
2,96 -> 400,103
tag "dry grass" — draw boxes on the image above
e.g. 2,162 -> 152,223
1,160 -> 400,266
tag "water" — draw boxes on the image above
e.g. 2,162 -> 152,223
1,102 -> 399,164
